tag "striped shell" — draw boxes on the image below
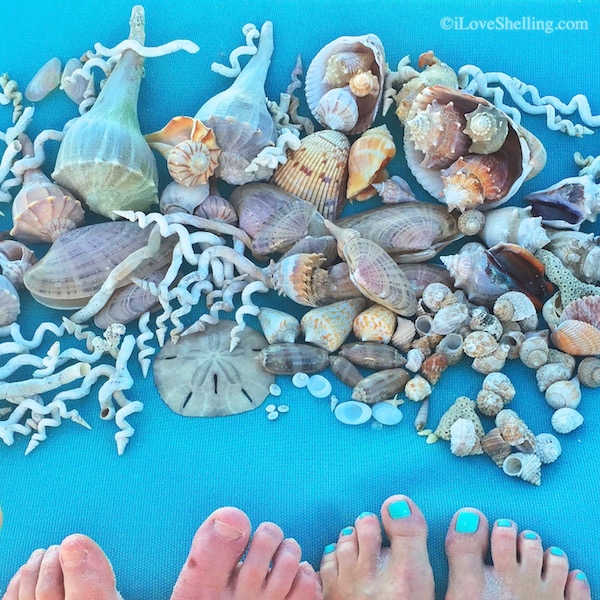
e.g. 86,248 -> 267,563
314,87 -> 359,132
353,304 -> 397,343
391,317 -> 416,351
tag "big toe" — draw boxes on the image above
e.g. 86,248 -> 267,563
445,508 -> 488,600
59,535 -> 119,600
171,506 -> 251,600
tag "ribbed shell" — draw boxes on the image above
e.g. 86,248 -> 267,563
314,87 -> 359,132
353,304 -> 397,343
0,275 -> 20,327
271,130 -> 350,220
551,320 -> 600,356
391,317 -> 417,351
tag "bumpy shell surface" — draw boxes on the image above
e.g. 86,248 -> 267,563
545,230 -> 600,284
535,433 -> 562,464
458,209 -> 486,236
306,34 -> 386,134
435,396 -> 484,441
431,302 -> 469,335
422,283 -> 453,312
545,378 -> 581,410
482,372 -> 515,403
405,375 -> 432,402
463,104 -> 508,154
450,418 -> 479,457
476,389 -> 504,417
463,331 -> 498,358
480,206 -> 549,254
578,357 -> 600,388
258,308 -> 300,344
469,307 -> 503,340
353,304 -> 397,343
0,275 -> 20,327
405,348 -> 425,372
313,87 -> 359,132
272,130 -> 350,220
493,291 -> 537,323
481,427 -> 513,467
472,344 -> 509,375
497,412 -> 535,451
551,407 -> 584,434
269,253 -> 326,307
536,363 -> 572,392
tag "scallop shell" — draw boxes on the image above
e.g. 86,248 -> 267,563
160,181 -> 210,215
545,378 -> 581,410
329,355 -> 364,388
258,343 -> 329,375
434,396 -> 484,441
472,344 -> 510,375
346,125 -> 396,200
351,368 -> 410,404
23,222 -> 175,309
306,34 -> 386,134
436,333 -> 463,366
476,389 -> 504,417
313,87 -> 359,132
450,418 -> 479,457
25,57 -> 62,102
458,209 -> 486,236
463,104 -> 508,154
482,372 -> 515,403
534,433 -> 562,464
0,275 -> 20,327
431,302 -> 469,335
0,240 -> 37,289
405,375 -> 432,402
335,401 -> 372,426
391,317 -> 416,351
493,291 -> 537,323
271,130 -> 350,220
463,331 -> 498,358
258,308 -> 300,344
372,176 -> 417,205
536,363 -> 572,393
481,428 -> 513,467
551,407 -> 584,434
353,304 -> 397,344
551,319 -> 600,356
301,297 -> 366,352
577,357 -> 600,388
519,335 -> 549,369
421,352 -> 449,385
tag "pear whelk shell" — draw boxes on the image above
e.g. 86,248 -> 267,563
535,433 -> 562,464
545,378 -> 581,410
463,104 -> 508,154
272,130 -> 350,220
313,87 -> 359,132
346,125 -> 396,200
258,308 -> 300,344
353,304 -> 397,344
25,57 -> 62,102
0,275 -> 20,327
551,407 -> 584,434
578,357 -> 600,388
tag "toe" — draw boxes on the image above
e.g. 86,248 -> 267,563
354,512 -> 382,575
318,543 -> 338,595
445,508 -> 488,600
287,563 -> 321,600
518,531 -> 544,578
3,570 -> 21,600
235,522 -> 285,594
265,538 -> 302,598
16,549 -> 45,600
35,546 -> 64,600
59,534 -> 118,600
490,519 -> 518,573
565,571 -> 591,600
542,546 -> 569,591
171,507 -> 251,600
335,526 -> 359,582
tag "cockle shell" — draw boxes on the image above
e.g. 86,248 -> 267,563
25,57 -> 62,102
346,125 -> 396,200
551,296 -> 600,356
405,375 -> 431,402
463,331 -> 498,358
546,230 -> 600,284
272,130 -> 350,220
352,368 -> 410,404
0,275 -> 20,327
551,407 -> 584,434
482,372 -> 515,403
545,378 -> 581,410
481,428 -> 513,467
421,352 -> 448,385
480,206 -> 550,254
435,396 -> 484,441
578,357 -> 600,388
258,308 -> 300,344
422,283 -> 453,313
472,344 -> 510,375
436,333 -> 463,366
313,87 -> 359,132
431,302 -> 469,335
502,453 -> 541,486
463,104 -> 508,154
458,209 -> 486,236
476,390 -> 504,417
469,307 -> 503,340
535,433 -> 562,464
372,176 -> 417,205
23,222 -> 175,309
306,34 -> 386,134
301,298 -> 366,352
337,202 -> 461,262
339,342 -> 406,370
329,355 -> 363,388
353,304 -> 397,343
391,317 -> 416,351
493,291 -> 537,324
536,363 -> 572,393
258,343 -> 329,375
0,241 -> 37,289
450,418 -> 480,457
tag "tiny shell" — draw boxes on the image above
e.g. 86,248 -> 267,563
371,402 -> 403,426
352,368 -> 410,404
551,407 -> 584,434
431,302 -> 469,335
405,375 -> 432,402
373,176 -> 417,205
435,334 -> 463,366
493,291 -> 537,323
463,331 -> 498,358
0,275 -> 20,327
335,401 -> 372,425
420,352 -> 449,385
450,418 -> 478,457
339,342 -> 406,369
536,363 -> 572,392
545,378 -> 581,410
307,374 -> 333,398
414,398 -> 429,431
267,410 -> 279,421
259,343 -> 329,375
481,428 -> 513,467
472,344 -> 510,375
314,87 -> 359,132
476,389 -> 504,417
463,104 -> 509,154
534,433 -> 562,464
269,384 -> 282,397
391,317 -> 416,351
329,355 -> 364,388
434,396 -> 484,441
502,453 -> 541,486
292,372 -> 310,388
258,308 -> 301,344
349,69 -> 380,97
458,209 -> 486,236
519,335 -> 549,369
469,308 -> 503,340
25,57 -> 62,102
499,330 -> 526,360
353,304 -> 397,344
482,372 -> 515,403
578,357 -> 600,388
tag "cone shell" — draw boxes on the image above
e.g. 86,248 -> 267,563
434,396 -> 484,441
258,308 -> 300,344
301,297 -> 366,352
391,317 -> 416,351
346,125 -> 396,199
353,304 -> 397,343
259,343 -> 329,375
272,130 -> 350,220
481,428 -> 513,467
0,275 -> 20,327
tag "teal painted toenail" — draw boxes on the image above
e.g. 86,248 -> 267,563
388,500 -> 411,519
550,547 -> 564,556
455,512 -> 480,534
576,572 -> 587,581
497,519 -> 512,528
324,544 -> 336,555
524,533 -> 537,540
358,512 -> 376,519
342,527 -> 353,536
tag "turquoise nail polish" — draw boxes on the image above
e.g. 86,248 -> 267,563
455,512 -> 480,534
342,527 -> 353,536
358,512 -> 375,519
550,547 -> 564,557
323,544 -> 336,555
576,573 -> 587,582
388,500 -> 411,519
497,519 -> 512,528
524,533 -> 537,540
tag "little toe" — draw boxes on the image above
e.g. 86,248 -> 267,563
265,538 -> 302,598
59,534 -> 118,600
235,522 -> 285,594
542,546 -> 569,591
565,571 -> 592,600
335,526 -> 359,581
354,512 -> 382,575
17,549 -> 45,600
318,543 -> 338,593
171,507 -> 251,600
35,546 -> 64,600
518,531 -> 544,577
287,563 -> 321,600
490,519 -> 518,573
445,508 -> 488,600
2,570 -> 21,600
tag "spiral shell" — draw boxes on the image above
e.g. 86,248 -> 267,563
458,209 -> 486,236
519,334 -> 549,369
547,349 -> 576,375
482,372 -> 515,403
469,307 -> 503,340
269,253 -> 327,307
463,331 -> 498,358
422,283 -> 453,313
534,433 -> 562,464
536,363 -> 572,393
372,176 -> 417,205
258,308 -> 300,344
314,87 -> 359,132
0,275 -> 20,327
431,302 -> 469,335
463,104 -> 508,154
0,241 -> 37,289
450,418 -> 480,457
349,69 -> 380,97
551,407 -> 584,434
502,453 -> 541,486
577,357 -> 600,388
481,428 -> 513,467
193,194 -> 238,225
493,292 -> 537,323
496,410 -> 535,451
421,352 -> 449,385
499,330 -> 525,359
545,378 -> 581,410
405,375 -> 431,402
436,333 -> 463,366
322,51 -> 374,87
481,206 -> 550,254
25,57 -> 62,102
391,317 -> 416,351
159,181 -> 210,215
353,304 -> 397,343
476,389 -> 504,417
472,344 -> 510,375
545,230 -> 600,284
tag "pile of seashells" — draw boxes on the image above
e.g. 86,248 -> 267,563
1,8 -> 600,480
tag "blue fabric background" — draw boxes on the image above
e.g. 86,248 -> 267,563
1,1 -> 599,598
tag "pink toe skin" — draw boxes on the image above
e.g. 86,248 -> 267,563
17,548 -> 45,600
490,520 -> 518,573
59,534 -> 118,600
287,562 -> 320,600
2,570 -> 21,600
517,531 -> 544,577
318,544 -> 338,594
265,538 -> 302,598
542,546 -> 569,589
170,507 -> 252,600
565,571 -> 592,600
354,512 -> 382,575
35,545 -> 64,600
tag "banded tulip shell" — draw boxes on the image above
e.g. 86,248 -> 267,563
23,222 -> 175,309
545,230 -> 600,284
313,87 -> 359,132
353,304 -> 397,343
346,125 -> 396,200
306,34 -> 386,135
271,130 -> 350,220
0,275 -> 20,327
324,221 -> 417,316
404,86 -> 545,213
337,202 -> 461,263
258,308 -> 300,344
551,296 -> 600,356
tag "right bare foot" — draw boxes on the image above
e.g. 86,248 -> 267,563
170,507 -> 321,600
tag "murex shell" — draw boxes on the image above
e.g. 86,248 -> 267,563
23,222 -> 175,309
306,34 -> 386,135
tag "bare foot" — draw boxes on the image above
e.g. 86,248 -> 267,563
2,535 -> 121,600
319,494 -> 435,600
445,508 -> 592,600
170,506 -> 321,600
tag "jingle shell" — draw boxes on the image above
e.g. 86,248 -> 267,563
463,331 -> 498,358
391,317 -> 416,351
301,298 -> 367,352
578,357 -> 600,388
335,401 -> 372,425
476,389 -> 504,417
258,343 -> 329,375
493,292 -> 537,323
405,375 -> 431,402
25,57 -> 61,102
258,308 -> 300,344
536,363 -> 572,393
435,334 -> 463,366
339,342 -> 406,370
353,304 -> 397,344
450,418 -> 479,457
482,372 -> 515,403
551,407 -> 584,434
352,368 -> 410,404
0,275 -> 20,327
272,130 -> 350,220
534,433 -> 562,464
372,176 -> 417,205
329,355 -> 364,388
421,352 -> 449,385
314,87 -> 359,132
545,378 -> 581,410
346,125 -> 396,199
481,428 -> 513,467
435,396 -> 484,441
371,402 -> 403,426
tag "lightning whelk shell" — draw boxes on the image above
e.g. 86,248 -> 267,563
551,407 -> 584,434
313,87 -> 359,132
545,378 -> 581,410
0,275 -> 20,327
258,308 -> 300,344
353,305 -> 397,343
578,357 -> 600,388
25,57 -> 62,102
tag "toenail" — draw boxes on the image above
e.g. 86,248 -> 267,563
576,572 -> 587,581
496,519 -> 512,528
60,548 -> 88,567
323,544 -> 336,555
358,511 -> 376,519
341,527 -> 353,536
213,519 -> 245,541
550,547 -> 564,557
524,532 -> 537,540
388,500 -> 411,519
455,511 -> 480,534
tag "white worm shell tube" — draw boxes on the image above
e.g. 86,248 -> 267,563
136,312 -> 155,378
114,400 -> 144,455
97,335 -> 136,420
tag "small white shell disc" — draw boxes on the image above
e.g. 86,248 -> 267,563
292,372 -> 310,388
334,401 -> 372,426
269,384 -> 282,397
265,404 -> 277,413
307,374 -> 332,398
267,411 -> 279,421
278,405 -> 289,413
371,402 -> 403,426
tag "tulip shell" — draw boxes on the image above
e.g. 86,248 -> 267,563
450,418 -> 479,457
258,343 -> 329,375
578,357 -> 600,388
534,433 -> 562,464
545,378 -> 581,410
0,275 -> 20,327
335,401 -> 372,425
352,368 -> 410,404
551,407 -> 584,434
258,308 -> 300,344
353,304 -> 397,343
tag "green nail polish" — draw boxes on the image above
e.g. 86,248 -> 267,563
388,500 -> 411,519
497,519 -> 512,528
550,547 -> 564,557
524,533 -> 537,540
358,512 -> 375,519
342,527 -> 353,536
576,572 -> 587,582
455,512 -> 480,534
323,544 -> 336,555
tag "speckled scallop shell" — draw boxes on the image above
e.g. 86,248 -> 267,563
0,275 -> 20,327
301,297 -> 366,352
258,307 -> 300,344
272,130 -> 350,220
353,304 -> 397,343
313,87 -> 359,132
346,125 -> 396,200
306,34 -> 385,135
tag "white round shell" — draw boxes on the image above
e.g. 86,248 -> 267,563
371,402 -> 403,426
334,400 -> 372,425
